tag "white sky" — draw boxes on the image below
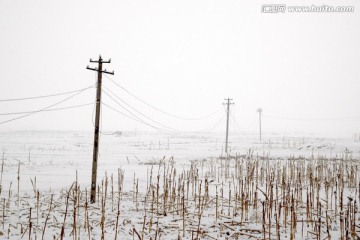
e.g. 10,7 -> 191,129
0,0 -> 359,135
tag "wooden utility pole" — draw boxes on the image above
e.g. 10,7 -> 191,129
257,108 -> 263,142
223,98 -> 233,153
86,55 -> 114,203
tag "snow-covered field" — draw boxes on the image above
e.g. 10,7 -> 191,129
0,131 -> 359,239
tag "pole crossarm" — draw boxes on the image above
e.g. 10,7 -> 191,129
90,55 -> 111,64
222,99 -> 234,106
86,66 -> 114,75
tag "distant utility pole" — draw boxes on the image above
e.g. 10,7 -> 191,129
257,108 -> 263,141
223,98 -> 234,153
86,55 -> 114,204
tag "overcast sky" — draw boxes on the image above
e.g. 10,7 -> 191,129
0,0 -> 359,135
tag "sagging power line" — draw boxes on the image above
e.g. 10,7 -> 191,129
0,85 -> 94,126
0,103 -> 93,116
100,82 -> 226,134
102,87 -> 182,133
104,74 -> 223,121
102,93 -> 227,134
102,102 -> 176,134
0,86 -> 94,102
230,110 -> 257,133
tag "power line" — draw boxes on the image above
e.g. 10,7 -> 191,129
102,91 -> 228,134
0,103 -> 93,116
0,86 -> 94,102
102,86 -> 229,134
102,90 -> 180,133
104,74 -> 222,121
230,112 -> 241,133
102,102 -> 175,133
198,114 -> 226,133
103,100 -> 227,134
101,80 -> 228,133
229,106 -> 239,133
230,114 -> 247,132
102,86 -> 183,133
230,109 -> 257,132
0,85 -> 93,126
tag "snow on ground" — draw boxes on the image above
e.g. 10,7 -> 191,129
0,131 -> 359,239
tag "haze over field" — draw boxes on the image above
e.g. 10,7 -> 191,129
0,0 -> 359,135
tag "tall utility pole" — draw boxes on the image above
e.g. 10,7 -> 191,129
257,108 -> 263,142
86,55 -> 114,203
223,98 -> 234,153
